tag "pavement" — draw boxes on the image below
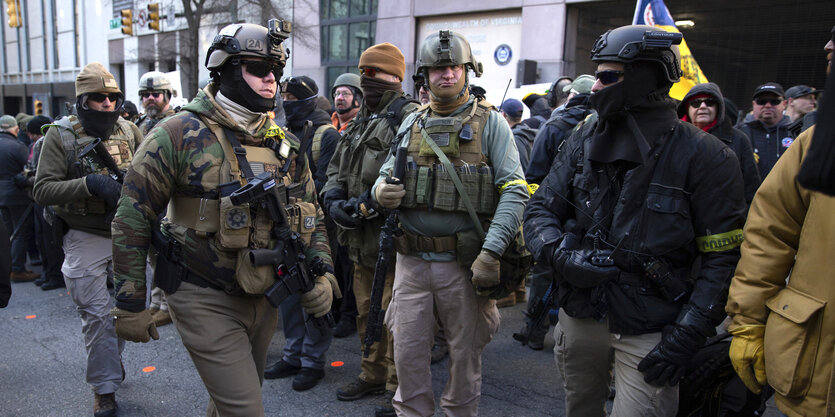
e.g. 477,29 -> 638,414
0,261 -> 781,416
0,265 -> 560,417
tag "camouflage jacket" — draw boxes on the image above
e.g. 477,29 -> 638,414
112,84 -> 332,311
136,106 -> 177,137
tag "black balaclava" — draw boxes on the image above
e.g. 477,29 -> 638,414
360,75 -> 402,111
218,61 -> 277,113
588,61 -> 678,165
282,96 -> 318,129
77,95 -> 121,139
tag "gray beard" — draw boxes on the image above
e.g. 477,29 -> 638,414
145,105 -> 160,118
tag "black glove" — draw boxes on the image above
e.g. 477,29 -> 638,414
552,234 -> 620,288
637,307 -> 715,387
12,173 -> 27,188
345,190 -> 379,220
329,200 -> 362,230
85,174 -> 122,208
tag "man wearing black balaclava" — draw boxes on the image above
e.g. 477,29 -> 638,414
281,76 -> 340,192
33,62 -> 143,417
523,25 -> 746,416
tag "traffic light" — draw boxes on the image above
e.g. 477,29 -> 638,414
6,0 -> 21,28
147,3 -> 160,31
34,100 -> 43,115
120,9 -> 132,36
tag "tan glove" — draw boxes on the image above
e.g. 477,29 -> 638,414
729,324 -> 767,394
375,181 -> 405,209
300,273 -> 335,318
471,250 -> 501,288
112,307 -> 160,343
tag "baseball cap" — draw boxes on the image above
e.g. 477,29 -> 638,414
0,115 -> 16,130
501,99 -> 524,118
785,85 -> 819,99
563,74 -> 595,95
752,82 -> 784,99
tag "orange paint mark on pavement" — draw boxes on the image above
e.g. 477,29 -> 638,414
25,315 -> 36,319
331,361 -> 344,367
142,366 -> 156,373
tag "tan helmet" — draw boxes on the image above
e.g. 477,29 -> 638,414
205,19 -> 291,71
138,71 -> 177,99
415,30 -> 483,78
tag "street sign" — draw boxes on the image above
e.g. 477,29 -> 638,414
110,18 -> 121,29
166,4 -> 175,26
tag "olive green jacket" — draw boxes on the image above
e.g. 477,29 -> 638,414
323,90 -> 418,268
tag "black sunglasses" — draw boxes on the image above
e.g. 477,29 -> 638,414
689,98 -> 717,108
595,70 -> 624,86
755,98 -> 783,106
242,60 -> 282,78
141,92 -> 162,99
87,93 -> 122,103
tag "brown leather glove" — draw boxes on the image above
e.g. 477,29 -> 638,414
375,181 -> 405,209
471,250 -> 501,288
112,307 -> 160,343
300,273 -> 337,318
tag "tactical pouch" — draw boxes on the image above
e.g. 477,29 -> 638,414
234,249 -> 275,295
402,166 -> 418,208
432,164 -> 457,211
415,166 -> 433,206
289,201 -> 318,246
217,197 -> 251,249
419,117 -> 461,158
455,228 -> 482,268
457,165 -> 480,213
154,250 -> 183,294
478,166 -> 497,214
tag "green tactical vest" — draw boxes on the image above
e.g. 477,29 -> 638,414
335,92 -> 418,268
310,123 -> 336,166
401,98 -> 498,215
50,116 -> 137,216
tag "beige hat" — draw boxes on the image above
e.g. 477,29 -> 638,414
75,62 -> 121,97
359,43 -> 406,81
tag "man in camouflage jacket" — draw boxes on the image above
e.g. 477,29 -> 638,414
110,22 -> 337,416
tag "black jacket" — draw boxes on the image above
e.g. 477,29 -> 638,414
524,112 -> 745,335
287,106 -> 340,193
526,94 -> 593,184
511,123 -> 537,173
677,83 -> 761,205
0,131 -> 30,207
738,114 -> 791,179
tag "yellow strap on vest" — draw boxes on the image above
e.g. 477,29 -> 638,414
695,229 -> 743,253
499,179 -> 530,195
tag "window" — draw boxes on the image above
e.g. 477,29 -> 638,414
320,0 -> 377,98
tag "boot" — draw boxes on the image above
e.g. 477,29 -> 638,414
93,392 -> 117,417
40,278 -> 66,291
34,275 -> 47,286
374,390 -> 396,417
10,270 -> 39,282
332,317 -> 356,338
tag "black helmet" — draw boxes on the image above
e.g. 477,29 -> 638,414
590,25 -> 682,84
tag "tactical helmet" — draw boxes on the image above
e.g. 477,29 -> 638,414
138,71 -> 177,100
330,73 -> 362,98
590,25 -> 682,84
416,30 -> 483,77
205,19 -> 291,71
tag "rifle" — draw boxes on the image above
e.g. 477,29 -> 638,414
89,138 -> 125,183
363,147 -> 407,357
229,171 -> 334,330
